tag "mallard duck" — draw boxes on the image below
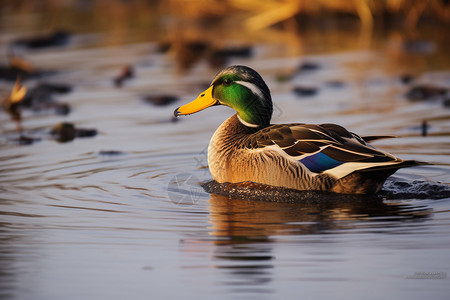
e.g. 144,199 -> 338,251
174,65 -> 422,194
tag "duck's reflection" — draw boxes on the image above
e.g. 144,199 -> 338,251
204,193 -> 431,291
208,193 -> 430,238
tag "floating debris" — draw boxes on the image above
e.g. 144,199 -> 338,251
293,86 -> 318,97
156,41 -> 171,53
54,103 -> 71,115
443,97 -> 450,108
11,135 -> 41,146
298,62 -> 320,72
98,150 -> 125,156
422,120 -> 428,137
1,79 -> 41,146
142,95 -> 178,106
113,65 -> 134,87
2,77 -> 27,133
51,123 -> 76,142
399,74 -> 415,84
21,83 -> 72,115
405,85 -> 447,101
12,30 -> 72,49
36,82 -> 72,94
50,122 -> 97,143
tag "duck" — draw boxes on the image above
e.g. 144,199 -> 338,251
174,65 -> 422,194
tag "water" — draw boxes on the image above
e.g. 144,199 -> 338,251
1,21 -> 450,300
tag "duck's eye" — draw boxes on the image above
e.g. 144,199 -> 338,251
223,78 -> 232,86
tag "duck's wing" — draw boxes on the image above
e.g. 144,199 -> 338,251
249,123 -> 412,179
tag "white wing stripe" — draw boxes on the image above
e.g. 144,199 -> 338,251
323,161 -> 400,179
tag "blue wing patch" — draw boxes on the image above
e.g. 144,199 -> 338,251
299,152 -> 343,173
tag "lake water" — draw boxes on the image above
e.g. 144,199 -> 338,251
1,19 -> 450,300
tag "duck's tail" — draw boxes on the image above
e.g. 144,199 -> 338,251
331,160 -> 429,194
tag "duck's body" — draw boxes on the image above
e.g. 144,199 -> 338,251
175,65 -> 421,194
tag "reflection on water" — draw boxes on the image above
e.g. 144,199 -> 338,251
209,194 -> 431,240
176,193 -> 435,296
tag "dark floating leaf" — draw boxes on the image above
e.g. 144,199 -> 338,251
76,128 -> 98,138
113,65 -> 134,87
156,42 -> 171,53
11,135 -> 41,146
98,150 -> 125,156
51,122 -> 97,143
142,95 -> 178,106
421,120 -> 428,137
21,83 -> 72,114
3,78 -> 27,133
36,83 -> 72,94
443,97 -> 450,108
12,30 -> 72,49
399,74 -> 414,84
298,62 -> 320,71
54,103 -> 71,115
50,123 -> 76,142
405,85 -> 447,101
293,86 -> 318,97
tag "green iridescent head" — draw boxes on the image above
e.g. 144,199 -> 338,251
174,65 -> 273,128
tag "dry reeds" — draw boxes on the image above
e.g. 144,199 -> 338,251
164,0 -> 449,30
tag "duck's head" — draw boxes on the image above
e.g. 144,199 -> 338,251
174,65 -> 273,128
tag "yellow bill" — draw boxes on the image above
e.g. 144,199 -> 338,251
174,86 -> 217,117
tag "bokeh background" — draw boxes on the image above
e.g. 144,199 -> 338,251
1,1 -> 450,300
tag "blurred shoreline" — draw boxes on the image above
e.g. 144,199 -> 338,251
1,0 -> 448,73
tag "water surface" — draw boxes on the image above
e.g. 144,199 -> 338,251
1,21 -> 450,300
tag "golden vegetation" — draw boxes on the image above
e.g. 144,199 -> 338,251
163,0 -> 449,29
2,0 -> 448,31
